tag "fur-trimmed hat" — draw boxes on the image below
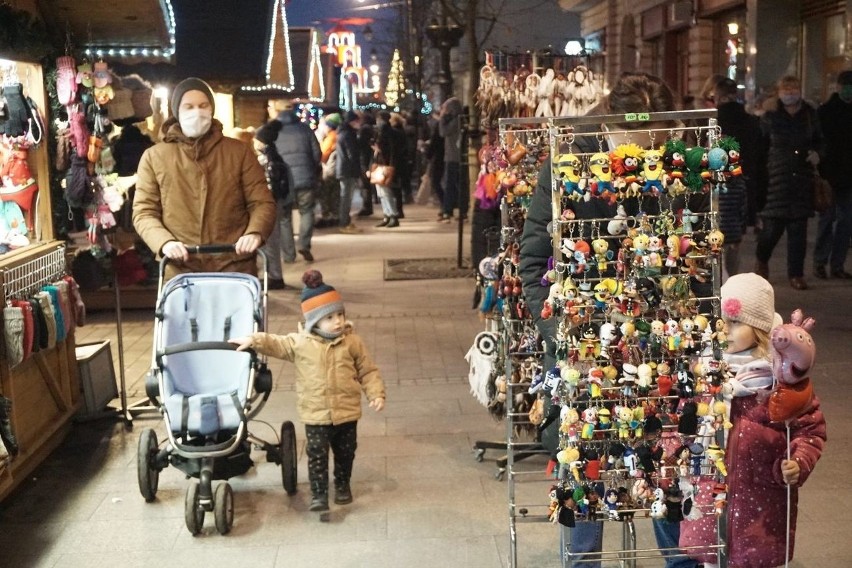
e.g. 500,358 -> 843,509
720,272 -> 779,333
169,77 -> 215,119
301,270 -> 344,334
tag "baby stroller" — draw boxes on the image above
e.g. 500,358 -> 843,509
136,245 -> 297,535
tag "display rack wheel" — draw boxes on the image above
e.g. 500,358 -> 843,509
213,482 -> 234,535
280,421 -> 298,495
137,428 -> 159,502
474,448 -> 485,462
184,480 -> 205,535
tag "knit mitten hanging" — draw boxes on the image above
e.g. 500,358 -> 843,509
1,84 -> 28,137
56,55 -> 78,106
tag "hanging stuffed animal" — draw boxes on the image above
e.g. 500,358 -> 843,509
588,152 -> 616,203
664,138 -> 687,195
552,152 -> 586,201
640,146 -> 666,195
609,143 -> 643,198
683,147 -> 711,193
465,331 -> 499,406
650,487 -> 667,518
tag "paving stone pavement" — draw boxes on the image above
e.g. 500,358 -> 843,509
1,205 -> 850,567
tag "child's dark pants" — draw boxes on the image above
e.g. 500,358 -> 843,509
305,421 -> 358,496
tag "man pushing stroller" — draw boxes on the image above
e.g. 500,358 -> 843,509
230,270 -> 385,518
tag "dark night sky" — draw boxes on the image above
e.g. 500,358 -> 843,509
160,0 -> 578,82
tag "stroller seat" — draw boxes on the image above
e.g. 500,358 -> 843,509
157,273 -> 261,443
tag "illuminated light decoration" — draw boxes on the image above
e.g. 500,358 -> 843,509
83,0 -> 176,58
324,23 -> 375,96
307,28 -> 325,102
266,0 -> 294,90
385,48 -> 404,108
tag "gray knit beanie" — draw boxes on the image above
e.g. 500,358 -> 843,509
170,77 -> 215,119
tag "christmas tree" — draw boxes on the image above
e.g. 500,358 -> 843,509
385,49 -> 405,108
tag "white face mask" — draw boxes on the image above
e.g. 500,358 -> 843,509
179,108 -> 213,138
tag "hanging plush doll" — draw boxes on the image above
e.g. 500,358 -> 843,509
588,152 -> 615,203
707,145 -> 729,193
610,143 -> 643,198
552,152 -> 586,201
640,146 -> 666,195
683,147 -> 711,193
719,136 -> 743,177
663,138 -> 687,196
465,331 -> 499,407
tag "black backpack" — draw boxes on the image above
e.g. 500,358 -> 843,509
263,146 -> 290,200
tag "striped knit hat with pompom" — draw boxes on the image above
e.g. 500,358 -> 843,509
301,270 -> 344,334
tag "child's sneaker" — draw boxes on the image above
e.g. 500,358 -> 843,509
309,494 -> 329,511
334,484 -> 353,505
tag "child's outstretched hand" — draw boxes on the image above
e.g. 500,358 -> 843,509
781,459 -> 800,485
369,397 -> 385,412
228,337 -> 252,352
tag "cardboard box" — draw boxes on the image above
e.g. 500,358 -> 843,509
76,341 -> 118,416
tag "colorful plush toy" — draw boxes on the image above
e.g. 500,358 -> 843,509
683,146 -> 711,193
588,152 -> 616,203
640,145 -> 666,195
610,143 -> 643,198
553,152 -> 586,201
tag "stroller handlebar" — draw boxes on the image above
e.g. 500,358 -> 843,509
186,244 -> 237,255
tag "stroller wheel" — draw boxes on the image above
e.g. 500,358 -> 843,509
280,421 -> 298,495
185,480 -> 205,535
213,482 -> 235,535
137,428 -> 160,502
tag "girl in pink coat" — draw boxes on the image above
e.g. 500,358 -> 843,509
679,273 -> 826,567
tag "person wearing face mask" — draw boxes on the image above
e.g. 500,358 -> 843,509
813,70 -> 852,281
133,77 -> 275,278
754,75 -> 824,290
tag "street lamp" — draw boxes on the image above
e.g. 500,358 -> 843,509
425,14 -> 464,101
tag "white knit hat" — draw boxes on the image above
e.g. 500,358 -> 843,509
720,273 -> 779,333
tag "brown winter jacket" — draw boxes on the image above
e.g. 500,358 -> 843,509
133,119 -> 275,277
247,323 -> 385,425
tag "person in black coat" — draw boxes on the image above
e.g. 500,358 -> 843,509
813,70 -> 852,280
713,78 -> 764,277
356,112 -> 376,217
371,111 -> 403,227
335,110 -> 363,233
755,75 -> 824,290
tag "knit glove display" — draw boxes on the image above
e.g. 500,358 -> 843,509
1,84 -> 28,137
56,55 -> 78,106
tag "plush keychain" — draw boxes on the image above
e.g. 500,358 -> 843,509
588,152 -> 616,203
553,152 -> 586,201
664,138 -> 687,192
683,147 -> 711,193
707,145 -> 729,193
610,143 -> 643,198
639,145 -> 666,195
650,487 -> 667,518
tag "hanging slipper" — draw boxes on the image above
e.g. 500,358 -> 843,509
56,55 -> 78,106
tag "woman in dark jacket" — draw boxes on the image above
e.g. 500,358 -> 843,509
371,111 -> 403,227
755,75 -> 824,290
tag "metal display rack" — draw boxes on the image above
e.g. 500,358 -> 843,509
538,109 -> 729,567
